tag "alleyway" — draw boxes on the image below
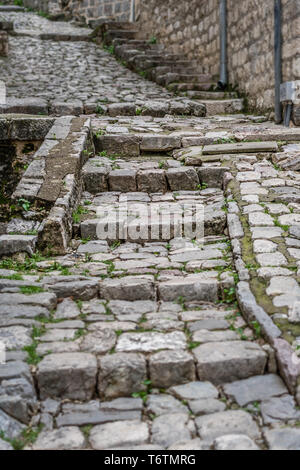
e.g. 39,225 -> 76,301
0,10 -> 300,451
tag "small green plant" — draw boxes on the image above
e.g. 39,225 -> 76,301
252,321 -> 261,339
104,45 -> 115,55
222,287 -> 236,304
188,341 -> 201,350
148,36 -> 157,44
72,205 -> 88,224
96,105 -> 106,115
18,198 -> 31,212
136,107 -> 143,116
20,286 -> 44,295
14,0 -> 23,5
95,129 -> 106,137
98,150 -> 107,157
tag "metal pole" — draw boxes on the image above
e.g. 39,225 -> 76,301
274,0 -> 282,123
219,0 -> 228,88
131,0 -> 136,22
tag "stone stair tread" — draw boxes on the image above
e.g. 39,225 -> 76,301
203,141 -> 279,154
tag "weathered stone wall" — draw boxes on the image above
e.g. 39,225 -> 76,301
137,0 -> 300,113
21,0 -> 132,24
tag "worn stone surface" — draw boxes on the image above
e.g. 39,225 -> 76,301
223,375 -> 288,406
37,353 -> 97,401
89,421 -> 149,450
194,341 -> 267,385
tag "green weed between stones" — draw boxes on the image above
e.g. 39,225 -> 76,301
0,424 -> 43,450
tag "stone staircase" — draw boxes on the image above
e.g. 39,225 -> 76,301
92,21 -> 244,116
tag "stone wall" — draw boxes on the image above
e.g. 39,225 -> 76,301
137,0 -> 300,113
21,0 -> 132,24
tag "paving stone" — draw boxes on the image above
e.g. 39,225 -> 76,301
54,298 -> 80,320
194,341 -> 267,385
89,421 -> 149,450
168,439 -> 203,450
77,240 -> 109,254
109,169 -> 137,192
0,438 -> 13,450
223,374 -> 288,406
170,381 -> 219,400
41,328 -> 77,342
80,328 -> 116,354
43,278 -> 99,301
256,252 -> 287,266
56,402 -> 141,427
227,214 -> 244,238
264,428 -> 300,450
149,350 -> 196,388
137,169 -> 167,193
32,427 -> 86,450
98,353 -> 147,399
151,413 -> 192,448
146,394 -> 187,416
0,326 -> 32,350
0,409 -> 25,440
248,212 -> 274,226
251,227 -> 283,239
214,434 -> 259,450
158,275 -> 219,302
166,167 -> 199,191
261,395 -> 300,424
196,410 -> 260,443
0,361 -> 32,383
37,353 -> 97,401
253,239 -> 277,253
100,276 -> 155,301
192,329 -> 239,343
116,331 -> 186,353
188,398 -> 226,416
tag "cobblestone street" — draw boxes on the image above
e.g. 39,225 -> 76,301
0,7 -> 300,451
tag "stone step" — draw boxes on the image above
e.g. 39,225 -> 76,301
186,91 -> 238,100
202,99 -> 244,115
168,82 -> 214,92
79,191 -> 226,242
82,157 -> 227,194
157,73 -> 212,87
202,141 -> 279,155
104,30 -> 139,45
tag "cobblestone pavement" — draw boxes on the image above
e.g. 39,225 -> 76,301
1,10 -> 300,452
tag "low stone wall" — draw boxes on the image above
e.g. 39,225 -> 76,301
137,0 -> 300,114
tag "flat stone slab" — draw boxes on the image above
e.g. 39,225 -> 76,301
261,395 -> 300,424
151,413 -> 192,448
194,341 -> 267,385
169,381 -> 219,400
214,434 -> 259,450
31,427 -> 85,450
196,410 -> 260,444
89,420 -> 149,450
203,141 -> 278,154
223,374 -> 288,406
116,332 -> 186,353
264,428 -> 300,450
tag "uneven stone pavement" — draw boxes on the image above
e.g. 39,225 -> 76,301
1,9 -> 300,451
